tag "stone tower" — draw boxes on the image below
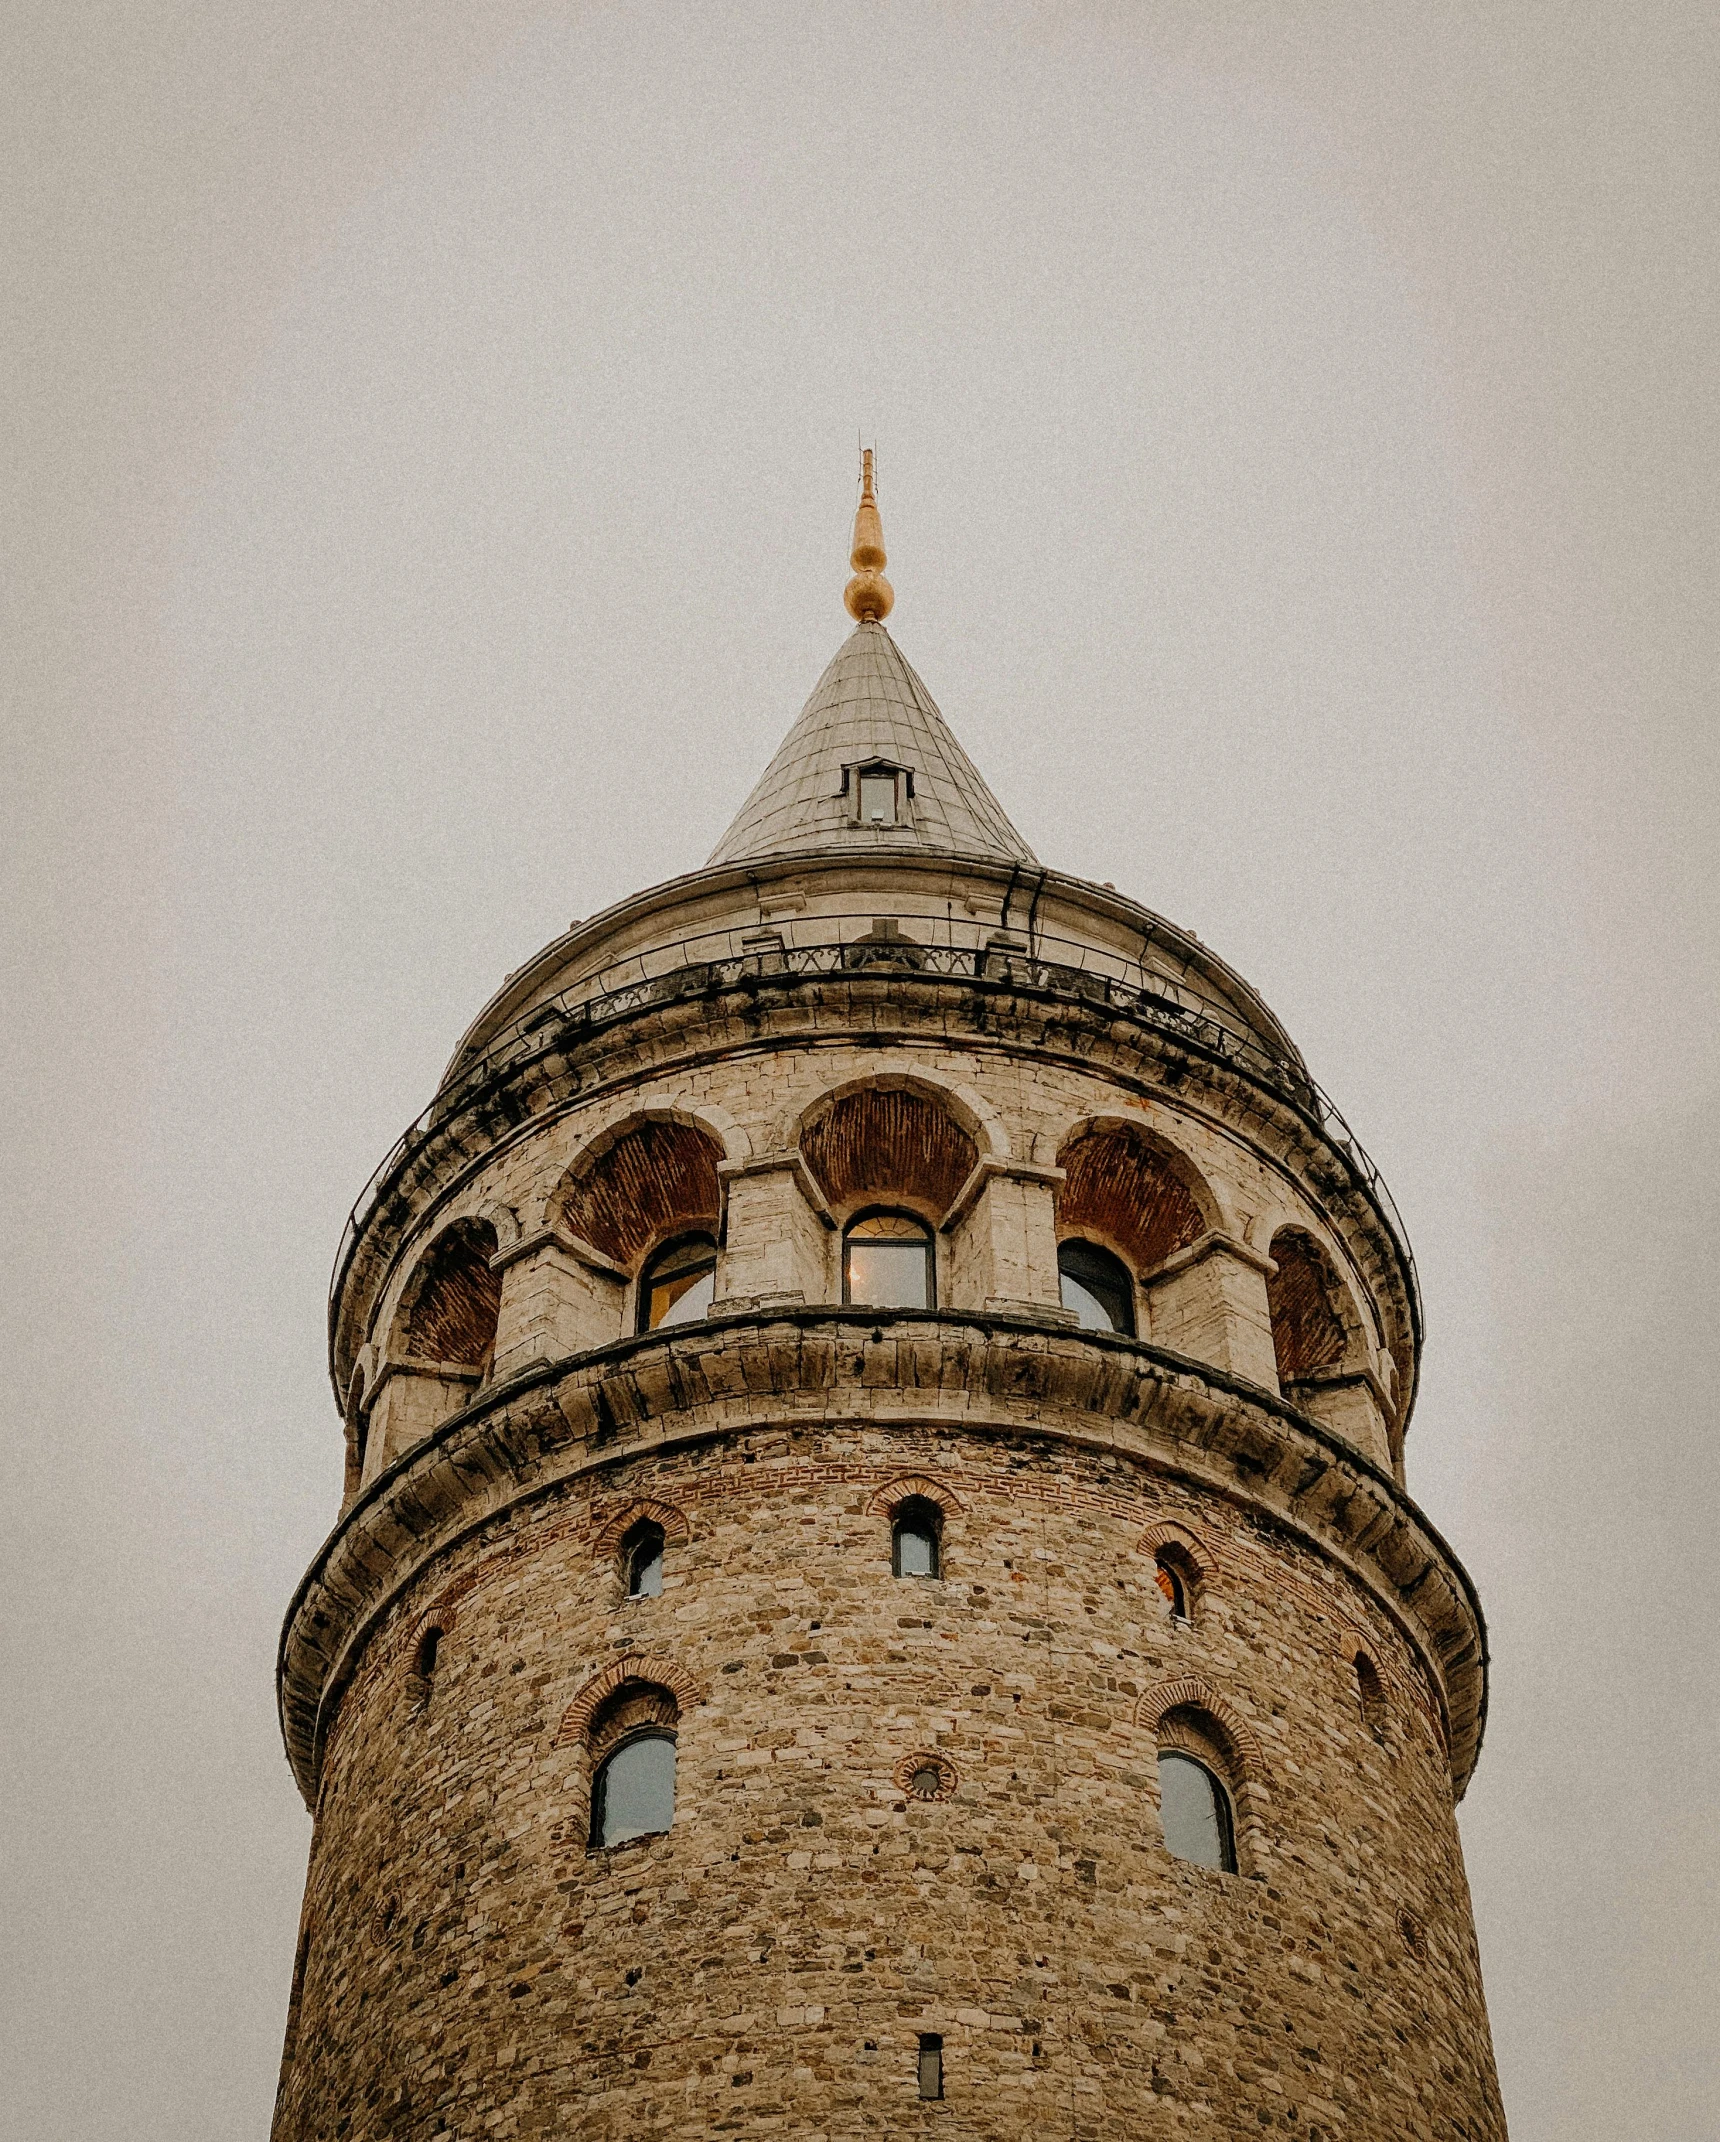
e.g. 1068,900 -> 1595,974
275,458 -> 1504,2140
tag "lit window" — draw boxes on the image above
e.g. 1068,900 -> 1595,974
859,771 -> 898,827
843,1210 -> 934,1309
1154,1555 -> 1189,1620
639,1233 -> 718,1332
1058,1239 -> 1136,1335
623,1519 -> 666,1599
918,2035 -> 944,2100
1157,1751 -> 1236,1871
892,1497 -> 942,1579
590,1733 -> 676,1848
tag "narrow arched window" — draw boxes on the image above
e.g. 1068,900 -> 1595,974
1355,1652 -> 1388,1742
1058,1239 -> 1136,1335
622,1519 -> 666,1599
638,1232 -> 718,1333
590,1732 -> 677,1848
413,1626 -> 442,1681
892,1496 -> 942,1579
1157,1750 -> 1236,1872
1154,1553 -> 1190,1621
843,1210 -> 935,1310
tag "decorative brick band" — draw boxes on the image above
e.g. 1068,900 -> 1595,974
866,1472 -> 964,1520
1135,1675 -> 1266,1782
591,1496 -> 691,1559
556,1653 -> 705,1748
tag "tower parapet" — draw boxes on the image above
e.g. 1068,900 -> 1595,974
275,475 -> 1502,2141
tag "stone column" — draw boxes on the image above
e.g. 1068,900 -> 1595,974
943,1159 -> 1070,1317
1141,1231 -> 1279,1388
1282,1366 -> 1395,1470
489,1230 -> 627,1381
713,1154 -> 832,1311
361,1361 -> 482,1482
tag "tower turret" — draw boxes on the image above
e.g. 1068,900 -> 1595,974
274,473 -> 1503,2140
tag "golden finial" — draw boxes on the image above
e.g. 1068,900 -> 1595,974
844,447 -> 894,623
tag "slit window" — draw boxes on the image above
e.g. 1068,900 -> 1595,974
590,1732 -> 677,1849
1058,1238 -> 1136,1335
843,1210 -> 935,1311
892,1497 -> 942,1580
413,1626 -> 442,1681
917,2035 -> 944,2100
623,1520 -> 666,1599
1157,1751 -> 1236,1872
639,1232 -> 718,1333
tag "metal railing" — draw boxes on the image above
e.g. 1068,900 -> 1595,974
329,913 -> 1419,1366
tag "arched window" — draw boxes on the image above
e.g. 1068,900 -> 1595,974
843,1210 -> 935,1310
622,1519 -> 666,1599
590,1732 -> 677,1848
638,1232 -> 718,1333
1058,1239 -> 1136,1334
412,1625 -> 442,1681
1355,1652 -> 1388,1742
1156,1750 -> 1236,1872
1154,1552 -> 1191,1621
891,1496 -> 942,1579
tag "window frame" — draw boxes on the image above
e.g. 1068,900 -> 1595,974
589,1728 -> 678,1851
1056,1237 -> 1137,1336
636,1230 -> 719,1334
1155,1749 -> 1238,1874
891,1495 -> 943,1580
841,1206 -> 937,1310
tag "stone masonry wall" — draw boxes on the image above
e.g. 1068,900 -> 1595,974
274,1420 -> 1504,2142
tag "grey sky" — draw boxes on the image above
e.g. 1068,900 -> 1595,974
4,4 -> 1715,2135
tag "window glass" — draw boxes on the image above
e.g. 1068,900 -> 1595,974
591,1733 -> 677,1848
640,1234 -> 718,1332
917,2036 -> 944,2100
1058,1240 -> 1136,1335
893,1500 -> 941,1578
844,1211 -> 934,1310
1157,1751 -> 1235,1871
626,1523 -> 665,1599
859,771 -> 897,826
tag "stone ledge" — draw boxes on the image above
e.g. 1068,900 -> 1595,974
278,1309 -> 1487,1811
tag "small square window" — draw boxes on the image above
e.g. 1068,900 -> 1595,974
858,772 -> 897,827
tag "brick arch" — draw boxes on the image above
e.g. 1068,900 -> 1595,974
592,1497 -> 691,1561
1055,1118 -> 1214,1275
1135,1519 -> 1214,1579
1135,1676 -> 1265,1783
392,1217 -> 501,1366
797,1076 -> 984,1221
555,1115 -> 724,1271
866,1473 -> 964,1520
556,1654 -> 705,1748
1267,1227 -> 1364,1383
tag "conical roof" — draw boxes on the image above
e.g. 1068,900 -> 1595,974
708,621 -> 1036,868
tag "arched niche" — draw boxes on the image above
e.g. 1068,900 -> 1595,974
557,1116 -> 724,1271
395,1217 -> 501,1369
798,1078 -> 980,1223
1055,1119 -> 1213,1275
1266,1227 -> 1362,1383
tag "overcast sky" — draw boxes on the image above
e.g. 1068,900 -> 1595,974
4,5 -> 1716,2136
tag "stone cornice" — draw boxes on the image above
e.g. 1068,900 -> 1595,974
279,1311 -> 1485,1813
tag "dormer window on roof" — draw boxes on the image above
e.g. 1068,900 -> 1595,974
841,759 -> 915,831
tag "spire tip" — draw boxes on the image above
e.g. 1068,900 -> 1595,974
844,446 -> 894,622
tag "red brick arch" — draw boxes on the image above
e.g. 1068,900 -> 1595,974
592,1497 -> 691,1561
1135,1520 -> 1214,1579
556,1654 -> 705,1748
866,1473 -> 964,1520
1135,1675 -> 1265,1783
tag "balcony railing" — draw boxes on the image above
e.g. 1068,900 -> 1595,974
328,914 -> 1420,1370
